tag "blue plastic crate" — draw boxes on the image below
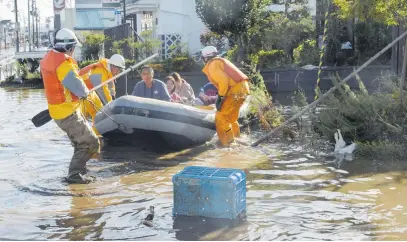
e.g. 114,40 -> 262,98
172,166 -> 246,219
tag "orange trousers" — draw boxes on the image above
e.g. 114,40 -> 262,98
215,81 -> 250,146
81,92 -> 103,123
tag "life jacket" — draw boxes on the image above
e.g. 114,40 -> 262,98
40,50 -> 82,119
78,59 -> 108,89
78,58 -> 114,105
207,57 -> 249,83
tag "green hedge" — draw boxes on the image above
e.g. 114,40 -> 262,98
293,39 -> 320,66
254,50 -> 291,69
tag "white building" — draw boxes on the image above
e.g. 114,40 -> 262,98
126,0 -> 206,58
268,0 -> 317,16
59,0 -> 119,32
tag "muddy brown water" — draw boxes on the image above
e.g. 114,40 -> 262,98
1,88 -> 407,240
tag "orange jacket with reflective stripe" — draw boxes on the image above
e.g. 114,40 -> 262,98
79,58 -> 115,104
40,50 -> 83,120
202,57 -> 249,97
79,61 -> 105,89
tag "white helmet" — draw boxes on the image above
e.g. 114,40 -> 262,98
55,28 -> 82,48
201,46 -> 218,58
108,54 -> 126,69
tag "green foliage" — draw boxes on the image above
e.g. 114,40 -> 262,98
195,0 -> 253,35
111,30 -> 161,61
356,140 -> 405,160
78,60 -> 96,69
250,50 -> 291,68
293,39 -> 320,66
200,30 -> 228,51
333,0 -> 407,26
82,32 -> 108,60
271,0 -> 311,20
260,13 -> 315,61
225,45 -> 239,61
117,55 -> 199,74
322,9 -> 392,66
195,0 -> 272,63
248,75 -> 284,129
313,73 -> 407,159
354,21 -> 392,63
162,56 -> 199,72
17,63 -> 40,80
132,30 -> 162,59
291,89 -> 308,108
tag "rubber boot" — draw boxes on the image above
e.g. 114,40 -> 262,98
65,173 -> 95,184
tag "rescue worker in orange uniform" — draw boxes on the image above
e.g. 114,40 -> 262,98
40,28 -> 100,184
201,46 -> 250,146
78,54 -> 125,127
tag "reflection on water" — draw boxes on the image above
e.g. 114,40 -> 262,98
0,88 -> 407,240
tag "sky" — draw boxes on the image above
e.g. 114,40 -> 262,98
0,0 -> 54,24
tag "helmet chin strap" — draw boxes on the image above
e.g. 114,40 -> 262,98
108,63 -> 112,73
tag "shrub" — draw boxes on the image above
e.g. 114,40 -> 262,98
81,32 -> 107,60
293,39 -> 320,66
78,60 -> 97,69
249,50 -> 291,69
312,73 -> 407,159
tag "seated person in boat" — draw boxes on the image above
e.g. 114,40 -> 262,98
131,66 -> 171,101
170,72 -> 195,104
195,82 -> 218,106
164,76 -> 183,103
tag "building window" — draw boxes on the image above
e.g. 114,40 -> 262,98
141,11 -> 153,31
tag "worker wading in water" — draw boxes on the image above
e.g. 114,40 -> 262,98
201,46 -> 250,146
40,28 -> 100,184
78,54 -> 125,132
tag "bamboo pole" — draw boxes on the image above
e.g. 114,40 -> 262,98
251,30 -> 407,147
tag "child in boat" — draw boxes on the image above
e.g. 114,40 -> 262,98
165,76 -> 183,103
195,82 -> 218,106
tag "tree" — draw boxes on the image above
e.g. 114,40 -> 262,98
200,29 -> 228,51
333,0 -> 407,26
195,0 -> 252,35
260,13 -> 314,61
195,0 -> 272,63
271,0 -> 310,19
82,32 -> 107,60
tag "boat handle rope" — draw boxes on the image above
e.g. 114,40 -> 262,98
86,98 -> 131,133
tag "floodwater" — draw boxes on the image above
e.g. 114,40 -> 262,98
1,88 -> 407,240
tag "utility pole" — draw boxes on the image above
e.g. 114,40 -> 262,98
28,0 -> 31,51
14,0 -> 19,52
4,27 -> 6,50
37,10 -> 40,48
122,0 -> 126,24
32,0 -> 35,49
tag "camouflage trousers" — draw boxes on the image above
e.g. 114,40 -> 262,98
54,110 -> 100,178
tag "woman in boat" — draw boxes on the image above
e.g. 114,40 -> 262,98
170,72 -> 195,104
165,76 -> 182,103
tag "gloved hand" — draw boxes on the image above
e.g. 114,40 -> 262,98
215,95 -> 225,111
